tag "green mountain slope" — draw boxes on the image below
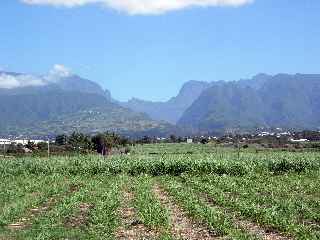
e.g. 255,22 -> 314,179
0,72 -> 175,137
178,74 -> 320,133
122,80 -> 215,123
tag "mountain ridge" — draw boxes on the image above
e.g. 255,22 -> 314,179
178,73 -> 320,133
121,80 -> 215,123
1,70 -> 320,137
0,71 -> 176,137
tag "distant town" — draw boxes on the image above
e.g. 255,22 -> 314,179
1,129 -> 319,157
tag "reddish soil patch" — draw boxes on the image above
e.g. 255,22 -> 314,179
153,184 -> 216,240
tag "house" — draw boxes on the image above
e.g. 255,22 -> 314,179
0,139 -> 11,145
289,138 -> 309,143
0,139 -> 47,146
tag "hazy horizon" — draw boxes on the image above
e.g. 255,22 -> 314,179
1,68 -> 317,103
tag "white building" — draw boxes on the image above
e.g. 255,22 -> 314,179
0,139 -> 47,145
290,138 -> 309,143
0,139 -> 11,145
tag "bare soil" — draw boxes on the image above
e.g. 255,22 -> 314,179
201,193 -> 293,240
65,203 -> 94,228
116,189 -> 159,240
153,184 -> 216,240
7,184 -> 80,231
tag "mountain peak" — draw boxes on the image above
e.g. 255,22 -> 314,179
253,73 -> 272,79
0,71 -> 110,99
178,73 -> 320,133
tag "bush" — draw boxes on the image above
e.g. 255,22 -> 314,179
268,158 -> 318,174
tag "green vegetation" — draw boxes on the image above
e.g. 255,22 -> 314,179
132,176 -> 173,239
159,177 -> 256,239
178,74 -> 320,132
133,176 -> 170,230
181,173 -> 320,239
0,73 -> 174,138
0,143 -> 319,239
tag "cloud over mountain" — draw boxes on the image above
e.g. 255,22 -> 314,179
49,64 -> 72,78
21,0 -> 253,15
0,64 -> 72,89
0,73 -> 45,89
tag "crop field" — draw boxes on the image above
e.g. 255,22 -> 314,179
0,143 -> 319,240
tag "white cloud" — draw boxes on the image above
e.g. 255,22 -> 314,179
44,64 -> 72,82
22,0 -> 98,7
49,64 -> 72,78
21,0 -> 254,15
0,74 -> 45,89
0,64 -> 73,89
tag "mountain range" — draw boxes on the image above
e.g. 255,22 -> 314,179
179,74 -> 320,133
0,70 -> 319,138
121,74 -> 272,124
121,80 -> 214,124
0,71 -> 176,138
123,73 -> 320,133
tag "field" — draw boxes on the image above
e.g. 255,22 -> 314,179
0,143 -> 319,240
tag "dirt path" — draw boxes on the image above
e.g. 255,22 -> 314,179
7,197 -> 57,230
115,189 -> 159,240
6,184 -> 79,231
201,193 -> 293,240
153,184 -> 216,240
65,202 -> 93,228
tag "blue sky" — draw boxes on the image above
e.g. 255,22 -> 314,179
0,0 -> 319,101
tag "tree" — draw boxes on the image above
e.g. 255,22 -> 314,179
68,132 -> 92,152
55,135 -> 68,145
170,134 -> 177,143
141,136 -> 152,144
92,134 -> 106,155
37,142 -> 48,151
26,141 -> 36,151
200,138 -> 208,144
7,143 -> 25,155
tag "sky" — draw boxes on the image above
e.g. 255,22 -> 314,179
0,0 -> 320,101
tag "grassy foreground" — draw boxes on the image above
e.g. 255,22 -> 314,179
0,143 -> 319,239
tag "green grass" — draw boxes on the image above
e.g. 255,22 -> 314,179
159,176 -> 257,239
182,172 -> 320,239
9,175 -> 123,240
0,174 -> 69,227
133,176 -> 170,230
0,143 -> 319,239
132,176 -> 173,239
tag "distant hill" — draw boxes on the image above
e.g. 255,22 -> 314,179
0,71 -> 111,99
237,73 -> 272,90
178,74 -> 320,133
121,75 -> 273,125
0,72 -> 175,137
2,70 -> 320,137
122,80 -> 215,123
